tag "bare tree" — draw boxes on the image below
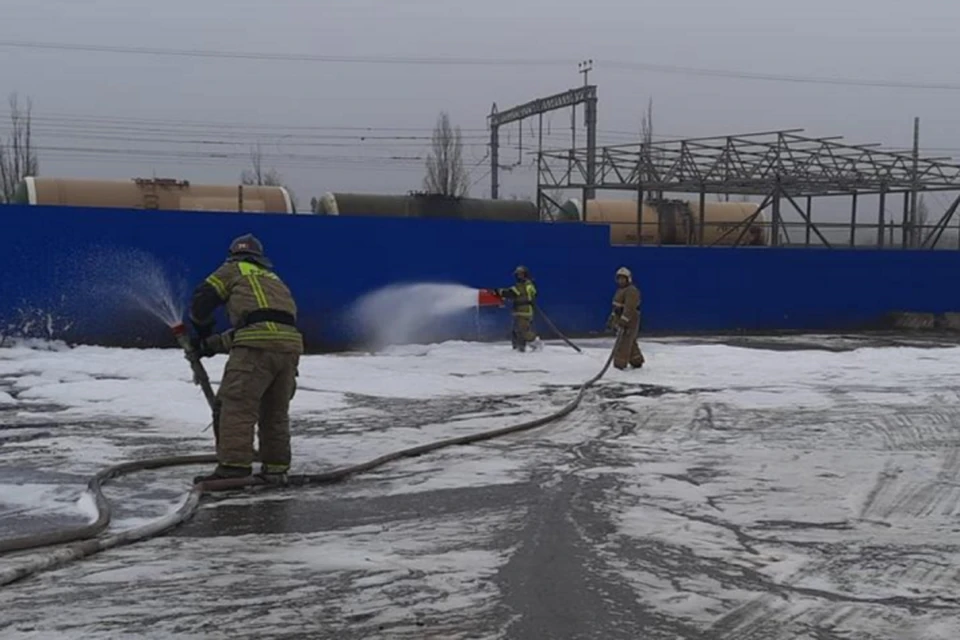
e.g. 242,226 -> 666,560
638,98 -> 666,202
917,194 -> 930,232
640,97 -> 654,149
0,94 -> 39,203
240,143 -> 285,187
240,143 -> 297,209
423,111 -> 469,197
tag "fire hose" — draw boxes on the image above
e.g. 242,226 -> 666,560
0,326 -> 625,588
533,302 -> 583,353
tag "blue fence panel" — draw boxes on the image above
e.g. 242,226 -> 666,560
4,203 -> 960,351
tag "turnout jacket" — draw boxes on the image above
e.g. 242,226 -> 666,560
611,283 -> 641,327
190,256 -> 303,354
497,280 -> 537,318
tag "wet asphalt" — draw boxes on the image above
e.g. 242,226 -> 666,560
2,333 -> 960,639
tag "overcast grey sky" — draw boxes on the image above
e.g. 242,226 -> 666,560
2,0 -> 958,207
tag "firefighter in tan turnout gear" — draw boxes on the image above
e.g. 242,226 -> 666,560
608,266 -> 645,370
496,265 -> 543,352
189,234 -> 304,484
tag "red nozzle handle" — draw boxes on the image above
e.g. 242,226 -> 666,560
171,322 -> 187,337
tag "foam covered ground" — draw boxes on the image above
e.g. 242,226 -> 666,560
1,335 -> 959,639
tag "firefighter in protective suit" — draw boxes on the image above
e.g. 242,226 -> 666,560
189,234 -> 304,484
608,266 -> 645,370
496,265 -> 542,352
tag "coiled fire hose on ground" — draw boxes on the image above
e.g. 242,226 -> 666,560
0,327 -> 625,587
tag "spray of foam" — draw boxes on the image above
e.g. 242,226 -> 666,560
123,261 -> 186,328
83,248 -> 188,328
349,282 -> 480,349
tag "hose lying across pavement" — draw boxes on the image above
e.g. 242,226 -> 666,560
0,330 -> 624,588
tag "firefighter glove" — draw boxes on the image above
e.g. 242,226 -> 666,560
189,335 -> 217,359
191,320 -> 215,340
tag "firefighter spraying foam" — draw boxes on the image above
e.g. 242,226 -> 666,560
489,265 -> 543,353
185,233 -> 304,484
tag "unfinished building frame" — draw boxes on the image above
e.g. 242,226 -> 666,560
537,128 -> 960,249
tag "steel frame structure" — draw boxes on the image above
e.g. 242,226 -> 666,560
489,80 -> 597,205
537,128 -> 960,249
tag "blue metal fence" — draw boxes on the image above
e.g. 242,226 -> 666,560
4,204 -> 959,351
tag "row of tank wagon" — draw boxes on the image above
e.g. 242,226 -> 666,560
12,176 -> 769,247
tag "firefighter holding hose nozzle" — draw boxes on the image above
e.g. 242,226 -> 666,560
188,233 -> 303,485
495,265 -> 543,353
608,266 -> 645,370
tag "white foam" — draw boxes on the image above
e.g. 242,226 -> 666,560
348,282 -> 481,348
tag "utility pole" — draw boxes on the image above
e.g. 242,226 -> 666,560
579,60 -> 597,203
909,116 -> 920,248
489,102 -> 499,200
578,59 -> 593,87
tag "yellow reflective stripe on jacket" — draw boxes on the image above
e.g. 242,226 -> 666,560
237,261 -> 279,280
233,329 -> 302,344
237,261 -> 282,332
510,282 -> 536,317
205,275 -> 228,299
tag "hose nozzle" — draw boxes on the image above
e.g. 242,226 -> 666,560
477,288 -> 504,308
170,322 -> 193,351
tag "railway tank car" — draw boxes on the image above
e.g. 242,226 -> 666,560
316,192 -> 540,222
560,198 -> 769,246
12,177 -> 296,214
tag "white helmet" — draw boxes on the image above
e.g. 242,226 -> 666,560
615,267 -> 632,281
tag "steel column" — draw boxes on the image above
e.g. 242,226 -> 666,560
849,191 -> 859,248
877,186 -> 886,248
698,187 -> 706,245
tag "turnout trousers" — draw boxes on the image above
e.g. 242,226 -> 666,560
614,317 -> 645,369
512,315 -> 537,351
216,346 -> 300,469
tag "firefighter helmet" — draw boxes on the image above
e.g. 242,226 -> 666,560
615,266 -> 632,281
514,265 -> 530,279
229,233 -> 264,257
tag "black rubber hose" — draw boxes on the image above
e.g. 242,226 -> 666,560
533,302 -> 583,353
0,339 -> 232,557
0,454 -> 216,556
172,328 -> 221,442
0,330 -> 624,587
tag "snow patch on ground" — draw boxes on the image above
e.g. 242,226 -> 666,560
1,511 -> 520,639
2,336 -> 960,638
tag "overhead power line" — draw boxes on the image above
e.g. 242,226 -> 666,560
0,39 -> 959,91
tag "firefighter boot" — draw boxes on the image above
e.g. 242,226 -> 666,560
193,464 -> 252,485
257,463 -> 289,485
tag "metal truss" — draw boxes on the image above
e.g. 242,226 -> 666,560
489,81 -> 597,201
537,128 -> 960,249
539,129 -> 960,195
489,86 -> 597,129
